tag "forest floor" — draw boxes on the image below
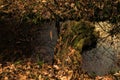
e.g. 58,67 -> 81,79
0,59 -> 116,80
0,21 -> 120,80
0,52 -> 120,80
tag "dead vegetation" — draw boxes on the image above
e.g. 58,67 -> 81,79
0,0 -> 120,80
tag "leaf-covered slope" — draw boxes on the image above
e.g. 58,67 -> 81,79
0,0 -> 120,23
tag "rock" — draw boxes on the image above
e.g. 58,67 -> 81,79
82,42 -> 118,75
32,21 -> 58,64
82,22 -> 120,75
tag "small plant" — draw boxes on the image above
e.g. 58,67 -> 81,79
37,61 -> 44,67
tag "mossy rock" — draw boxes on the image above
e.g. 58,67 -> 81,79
56,20 -> 98,65
60,20 -> 98,53
55,20 -> 98,78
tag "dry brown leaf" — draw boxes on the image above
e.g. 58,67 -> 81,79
68,47 -> 75,56
114,71 -> 120,77
18,74 -> 27,80
26,71 -> 30,75
96,76 -> 114,80
4,77 -> 8,80
38,75 -> 44,80
60,76 -> 68,80
95,76 -> 103,80
50,30 -> 53,40
67,70 -> 73,80
102,77 -> 113,80
0,68 -> 3,74
53,65 -> 60,70
41,69 -> 49,75
42,0 -> 47,3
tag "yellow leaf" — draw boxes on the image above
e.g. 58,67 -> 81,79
19,74 -> 27,80
50,30 -> 53,40
38,75 -> 44,80
67,70 -> 73,80
42,0 -> 46,3
53,65 -> 60,70
4,77 -> 8,80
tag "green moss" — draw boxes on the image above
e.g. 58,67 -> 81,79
60,20 -> 98,53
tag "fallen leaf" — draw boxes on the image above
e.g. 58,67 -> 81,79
53,65 -> 60,70
67,70 -> 73,80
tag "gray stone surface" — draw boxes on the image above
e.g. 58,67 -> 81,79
33,21 -> 58,63
82,22 -> 120,75
82,42 -> 118,75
